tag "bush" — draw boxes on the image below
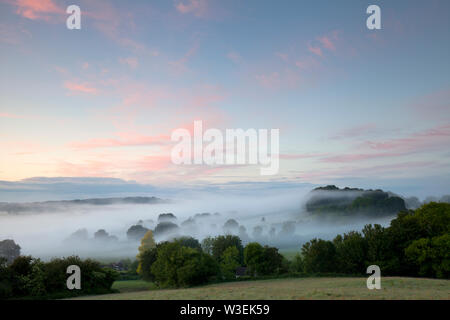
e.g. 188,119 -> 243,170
405,234 -> 450,279
301,239 -> 337,273
220,246 -> 240,279
244,243 -> 285,276
151,241 -> 219,288
1,255 -> 118,299
211,235 -> 244,264
137,248 -> 158,281
333,231 -> 367,274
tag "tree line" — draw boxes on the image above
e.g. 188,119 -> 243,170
136,202 -> 449,288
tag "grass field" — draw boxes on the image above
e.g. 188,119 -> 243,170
74,277 -> 450,300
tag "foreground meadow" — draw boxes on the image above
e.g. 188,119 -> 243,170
73,277 -> 450,300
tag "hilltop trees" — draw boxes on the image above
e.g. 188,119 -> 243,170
305,185 -> 407,218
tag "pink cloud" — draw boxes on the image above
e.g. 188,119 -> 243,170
0,112 -> 22,118
307,43 -> 322,57
280,153 -> 327,160
330,124 -> 377,139
11,0 -> 64,21
64,81 -> 98,95
69,132 -> 171,149
307,31 -> 340,57
364,124 -> 450,151
317,35 -> 336,51
322,124 -> 450,163
175,0 -> 208,17
320,152 -> 401,163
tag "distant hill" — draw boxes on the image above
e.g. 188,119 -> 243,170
0,196 -> 168,214
305,185 -> 406,218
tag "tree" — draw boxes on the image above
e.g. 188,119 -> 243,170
137,248 -> 158,281
211,235 -> 244,264
127,225 -> 149,241
405,234 -> 450,279
362,224 -> 393,272
244,242 -> 264,276
136,230 -> 156,279
151,242 -> 218,287
157,213 -> 177,223
154,222 -> 179,238
138,230 -> 156,254
244,243 -> 284,276
252,226 -> 263,238
333,231 -> 367,274
220,246 -> 240,279
280,221 -> 296,236
174,237 -> 202,250
301,239 -> 337,273
290,253 -> 304,273
201,236 -> 214,255
223,219 -> 239,234
0,239 -> 21,264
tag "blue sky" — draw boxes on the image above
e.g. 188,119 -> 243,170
0,0 -> 449,199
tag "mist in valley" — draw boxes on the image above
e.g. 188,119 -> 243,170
0,185 -> 405,261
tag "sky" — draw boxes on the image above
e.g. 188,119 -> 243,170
0,0 -> 449,200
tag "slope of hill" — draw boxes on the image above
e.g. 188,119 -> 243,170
0,196 -> 168,214
73,277 -> 450,300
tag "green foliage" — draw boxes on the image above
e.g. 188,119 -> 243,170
300,202 -> 450,279
136,230 -> 156,277
290,253 -> 304,273
151,241 -> 218,288
174,236 -> 202,251
333,231 -> 367,274
137,248 -> 158,282
1,255 -> 118,299
211,235 -> 244,264
201,236 -> 214,255
244,242 -> 285,276
301,239 -> 337,273
405,234 -> 450,279
220,246 -> 240,279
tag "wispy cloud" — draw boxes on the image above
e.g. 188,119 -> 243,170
64,81 -> 98,94
175,0 -> 208,17
7,0 -> 64,21
69,132 -> 171,149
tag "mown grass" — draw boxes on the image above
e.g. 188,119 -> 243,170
73,277 -> 450,300
112,280 -> 158,293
